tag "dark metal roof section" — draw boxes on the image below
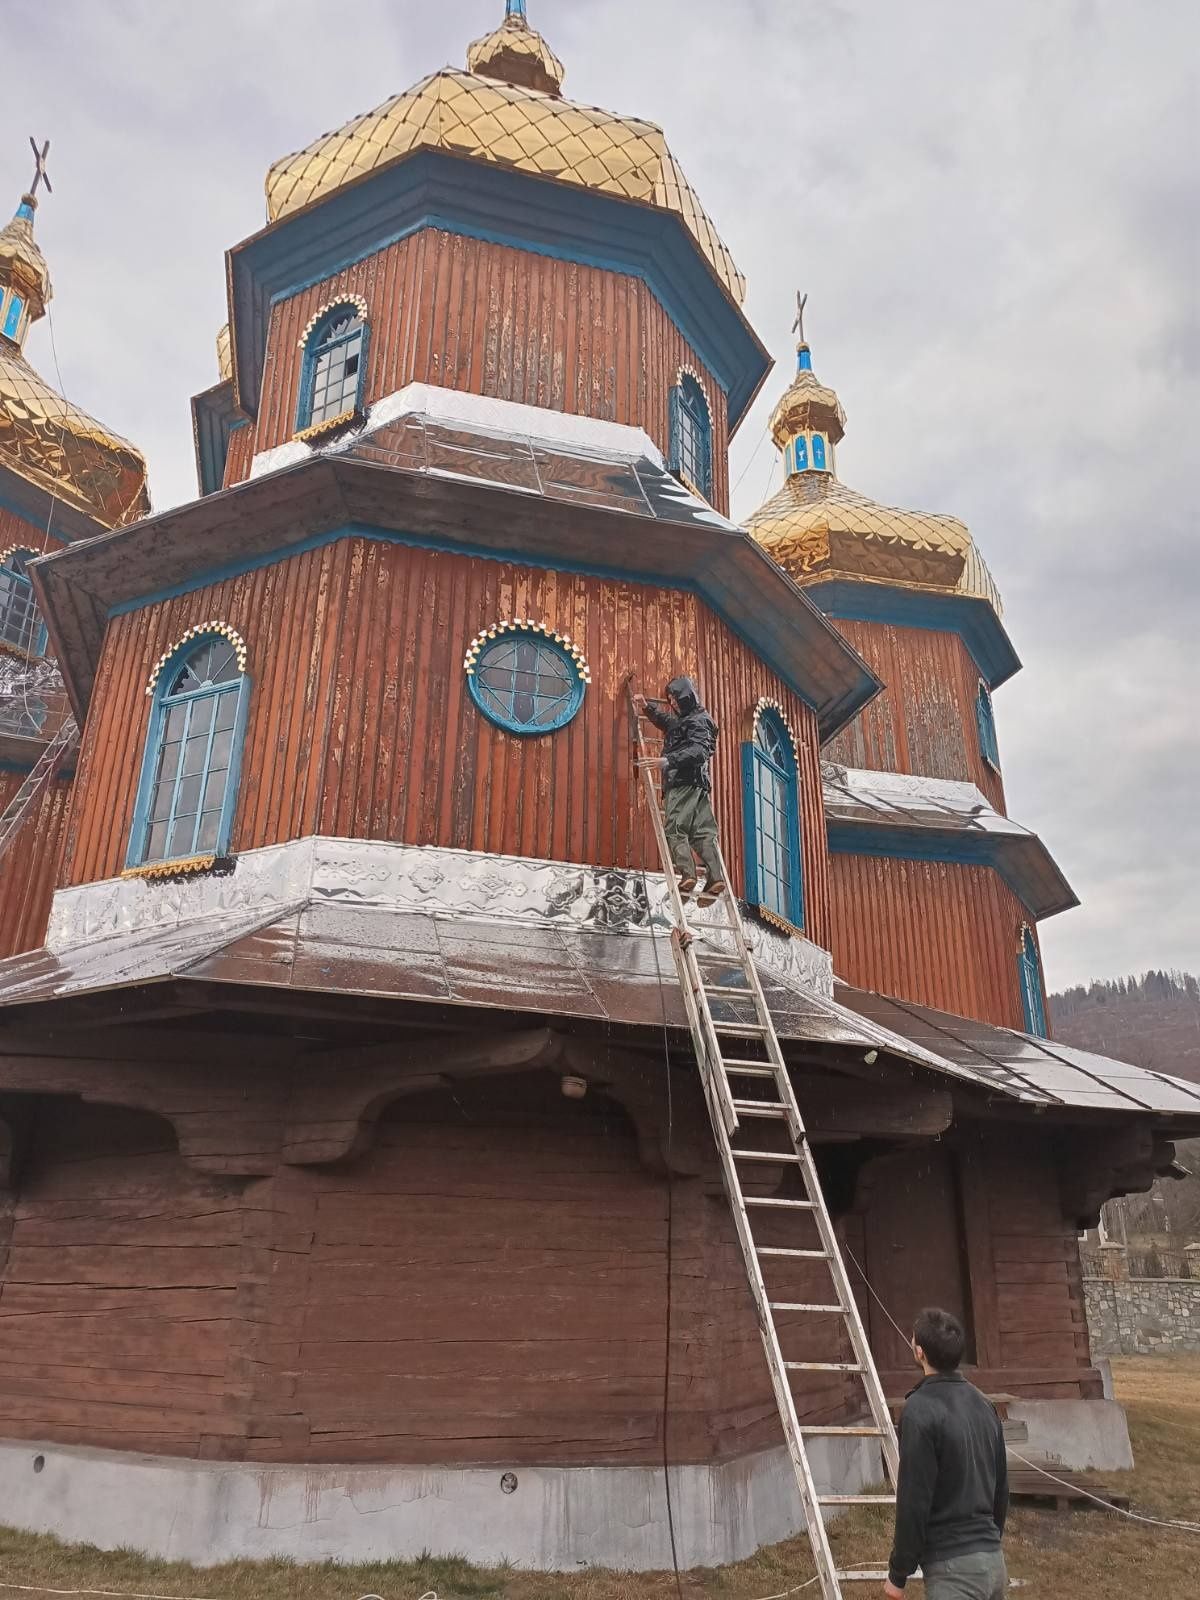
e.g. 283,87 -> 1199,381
823,764 -> 1079,920
835,983 -> 1200,1122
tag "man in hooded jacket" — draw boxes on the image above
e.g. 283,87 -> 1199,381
637,677 -> 725,901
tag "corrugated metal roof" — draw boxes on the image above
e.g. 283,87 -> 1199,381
823,764 -> 1078,920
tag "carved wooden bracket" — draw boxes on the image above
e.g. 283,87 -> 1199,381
1055,1122 -> 1177,1229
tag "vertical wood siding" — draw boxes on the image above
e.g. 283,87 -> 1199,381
823,617 -> 1007,812
221,423 -> 255,490
243,228 -> 731,515
0,774 -> 71,958
828,852 -> 1039,1030
62,540 -> 829,947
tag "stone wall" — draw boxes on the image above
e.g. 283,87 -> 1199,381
1085,1276 -> 1200,1355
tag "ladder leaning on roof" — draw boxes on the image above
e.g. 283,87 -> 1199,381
629,684 -> 901,1599
0,714 -> 78,864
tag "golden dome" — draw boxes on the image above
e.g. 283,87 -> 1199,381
0,196 -> 51,332
769,356 -> 846,449
264,9 -> 745,305
217,323 -> 232,383
467,7 -> 565,98
747,325 -> 1002,614
0,344 -> 150,529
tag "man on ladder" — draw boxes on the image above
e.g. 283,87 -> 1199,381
635,677 -> 726,905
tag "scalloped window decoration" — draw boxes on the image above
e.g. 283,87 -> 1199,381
465,622 -> 589,736
298,303 -> 368,431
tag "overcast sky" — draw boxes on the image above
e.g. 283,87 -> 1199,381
5,1 -> 1197,990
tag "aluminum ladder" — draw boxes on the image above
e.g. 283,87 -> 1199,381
632,696 -> 900,1597
0,714 -> 78,862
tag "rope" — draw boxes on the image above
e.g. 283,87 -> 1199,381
840,1245 -> 1200,1536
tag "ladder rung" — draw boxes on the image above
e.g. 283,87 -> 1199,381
757,1246 -> 829,1258
835,1573 -> 892,1584
722,1061 -> 777,1077
731,1101 -> 786,1118
733,1149 -> 801,1164
745,1196 -> 814,1209
785,1361 -> 863,1372
769,1302 -> 847,1313
713,1021 -> 769,1036
819,1494 -> 896,1506
800,1426 -> 887,1437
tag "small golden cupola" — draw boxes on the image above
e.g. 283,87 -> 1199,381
0,143 -> 150,530
747,295 -> 1002,612
467,0 -> 565,98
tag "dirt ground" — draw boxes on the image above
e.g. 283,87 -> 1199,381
1,1355 -> 1197,1599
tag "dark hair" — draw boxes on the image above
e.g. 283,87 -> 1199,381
913,1307 -> 966,1373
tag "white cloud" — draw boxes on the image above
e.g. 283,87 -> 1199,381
5,0 -> 1195,988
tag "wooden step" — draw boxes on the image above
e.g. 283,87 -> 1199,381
770,1301 -> 847,1313
721,1060 -> 777,1077
731,1101 -> 787,1118
758,1245 -> 829,1259
835,1572 -> 891,1584
745,1196 -> 814,1209
819,1494 -> 895,1506
713,1021 -> 769,1036
733,1148 -> 801,1164
786,1360 -> 863,1372
800,1425 -> 887,1438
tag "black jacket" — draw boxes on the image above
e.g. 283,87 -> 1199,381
888,1372 -> 1009,1589
644,676 -> 718,792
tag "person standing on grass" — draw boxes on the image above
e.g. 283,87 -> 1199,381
885,1306 -> 1010,1599
635,677 -> 726,905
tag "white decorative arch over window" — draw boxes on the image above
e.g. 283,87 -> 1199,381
146,622 -> 248,697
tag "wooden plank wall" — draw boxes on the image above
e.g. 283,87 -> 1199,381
62,541 -> 831,948
242,228 -> 731,515
828,853 -> 1037,1031
0,774 -> 72,959
0,1100 -> 255,1457
824,617 -> 1007,812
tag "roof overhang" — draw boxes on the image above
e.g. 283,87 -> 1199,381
823,766 -> 1078,920
30,401 -> 881,741
226,148 -> 772,431
804,576 -> 1022,690
0,464 -> 109,546
190,379 -> 247,498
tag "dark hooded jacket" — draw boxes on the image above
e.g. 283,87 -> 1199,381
644,676 -> 719,792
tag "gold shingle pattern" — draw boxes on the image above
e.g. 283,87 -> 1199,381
0,204 -> 51,325
265,69 -> 746,304
770,366 -> 847,448
0,346 -> 150,529
748,474 -> 1003,613
467,16 -> 565,97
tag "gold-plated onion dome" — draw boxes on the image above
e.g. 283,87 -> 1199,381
0,195 -> 51,332
747,317 -> 1002,614
264,4 -> 745,304
0,183 -> 148,530
467,3 -> 565,98
0,345 -> 150,528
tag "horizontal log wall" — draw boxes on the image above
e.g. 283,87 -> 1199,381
243,227 -> 731,515
63,540 -> 831,947
0,774 -> 71,959
824,617 -> 1006,812
828,852 -> 1040,1030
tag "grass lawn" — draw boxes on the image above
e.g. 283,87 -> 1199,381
1,1356 -> 1197,1599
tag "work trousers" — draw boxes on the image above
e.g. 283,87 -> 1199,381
922,1550 -> 1008,1600
663,784 -> 723,882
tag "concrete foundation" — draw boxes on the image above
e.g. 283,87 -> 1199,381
0,1399 -> 1133,1567
0,1436 -> 880,1570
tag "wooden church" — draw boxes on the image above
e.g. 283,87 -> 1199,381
0,1 -> 1197,1572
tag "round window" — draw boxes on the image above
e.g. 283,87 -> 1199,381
468,630 -> 586,735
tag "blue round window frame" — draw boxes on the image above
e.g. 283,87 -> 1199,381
468,630 -> 587,736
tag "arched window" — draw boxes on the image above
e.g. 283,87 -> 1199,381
128,635 -> 249,867
976,679 -> 1000,770
810,433 -> 827,471
1018,925 -> 1048,1038
298,304 -> 368,432
0,551 -> 45,656
742,709 -> 803,926
2,291 -> 25,343
467,628 -> 586,735
669,373 -> 713,500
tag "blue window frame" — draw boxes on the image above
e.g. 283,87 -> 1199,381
128,636 -> 250,867
1018,925 -> 1048,1038
2,292 -> 24,342
742,710 -> 804,926
811,433 -> 827,471
468,630 -> 585,735
0,551 -> 46,656
976,679 -> 1000,770
792,435 -> 809,473
298,304 -> 368,431
669,373 -> 713,500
